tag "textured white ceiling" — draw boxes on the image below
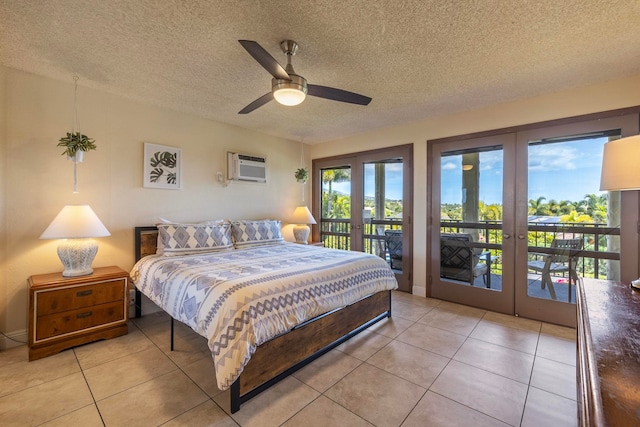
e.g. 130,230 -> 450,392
2,0 -> 640,143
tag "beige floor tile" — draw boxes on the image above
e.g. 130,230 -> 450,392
401,391 -> 510,427
530,357 -> 577,400
282,395 -> 373,427
433,300 -> 487,318
521,386 -> 578,427
0,350 -> 80,398
131,310 -> 171,330
162,400 -> 238,427
181,355 -> 224,398
392,300 -> 435,322
74,326 -> 156,370
164,332 -> 211,367
84,346 -> 177,400
367,340 -> 449,388
396,323 -> 466,358
0,372 -> 93,426
431,360 -> 528,426
335,330 -> 392,361
417,307 -> 483,336
98,370 -> 208,426
453,338 -> 535,384
540,323 -> 576,341
482,311 -> 542,333
293,348 -> 362,392
0,345 -> 28,368
367,316 -> 414,338
39,404 -> 104,427
536,333 -> 577,366
216,376 -> 320,427
325,363 -> 426,427
470,321 -> 540,354
392,292 -> 441,309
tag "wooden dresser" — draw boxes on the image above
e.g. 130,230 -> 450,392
28,266 -> 129,361
577,278 -> 640,426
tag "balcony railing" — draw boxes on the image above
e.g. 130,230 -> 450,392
319,218 -> 402,256
319,218 -> 620,281
440,219 -> 620,280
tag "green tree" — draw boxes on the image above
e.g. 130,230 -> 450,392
322,168 -> 351,218
528,196 -> 548,215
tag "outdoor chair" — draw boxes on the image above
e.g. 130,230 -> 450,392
440,233 -> 491,287
385,229 -> 403,271
527,238 -> 583,302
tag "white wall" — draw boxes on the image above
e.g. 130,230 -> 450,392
310,74 -> 640,296
0,67 -> 310,347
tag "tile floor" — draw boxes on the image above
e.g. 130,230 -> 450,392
0,291 -> 578,426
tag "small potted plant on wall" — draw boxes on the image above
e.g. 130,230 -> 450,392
57,132 -> 97,162
295,168 -> 309,183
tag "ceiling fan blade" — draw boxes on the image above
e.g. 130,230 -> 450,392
238,92 -> 273,114
239,40 -> 290,81
307,84 -> 372,105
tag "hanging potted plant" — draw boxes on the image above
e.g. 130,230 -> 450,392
295,168 -> 309,183
57,132 -> 97,162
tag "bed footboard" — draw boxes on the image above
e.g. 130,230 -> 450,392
230,289 -> 392,413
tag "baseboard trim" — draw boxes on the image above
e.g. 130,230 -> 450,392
412,285 -> 427,298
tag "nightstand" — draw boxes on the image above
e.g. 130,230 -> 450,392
28,266 -> 129,361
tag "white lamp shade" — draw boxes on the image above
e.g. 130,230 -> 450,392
291,206 -> 317,225
40,205 -> 111,239
600,135 -> 640,191
273,87 -> 306,106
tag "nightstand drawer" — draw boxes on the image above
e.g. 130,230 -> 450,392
35,300 -> 125,341
36,279 -> 125,316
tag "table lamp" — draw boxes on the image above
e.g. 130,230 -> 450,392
291,206 -> 317,244
600,135 -> 640,191
40,205 -> 111,277
600,135 -> 640,289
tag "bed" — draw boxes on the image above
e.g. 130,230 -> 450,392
130,220 -> 397,412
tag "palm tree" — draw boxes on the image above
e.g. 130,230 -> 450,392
528,196 -> 547,215
322,168 -> 351,218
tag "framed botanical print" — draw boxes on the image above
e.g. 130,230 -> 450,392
143,143 -> 182,189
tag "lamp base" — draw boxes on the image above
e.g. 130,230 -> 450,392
292,224 -> 310,244
57,238 -> 98,277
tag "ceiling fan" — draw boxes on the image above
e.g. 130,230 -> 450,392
238,40 -> 372,114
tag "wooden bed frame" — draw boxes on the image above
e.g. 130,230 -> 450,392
133,226 -> 392,413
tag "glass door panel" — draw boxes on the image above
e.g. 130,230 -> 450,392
440,148 -> 503,290
526,134 -> 621,304
431,134 -> 516,314
362,159 -> 404,273
319,166 -> 352,250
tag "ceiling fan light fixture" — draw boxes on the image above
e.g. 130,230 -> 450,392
272,76 -> 307,106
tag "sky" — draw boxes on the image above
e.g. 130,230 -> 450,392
323,137 -> 608,205
441,137 -> 608,205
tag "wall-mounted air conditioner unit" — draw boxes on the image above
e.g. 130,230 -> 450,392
227,152 -> 267,182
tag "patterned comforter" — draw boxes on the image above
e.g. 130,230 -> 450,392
130,242 -> 397,390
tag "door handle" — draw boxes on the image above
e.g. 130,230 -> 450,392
503,234 -> 511,239
517,234 -> 526,239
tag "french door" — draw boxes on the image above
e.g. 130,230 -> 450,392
312,145 -> 413,292
430,114 -> 639,326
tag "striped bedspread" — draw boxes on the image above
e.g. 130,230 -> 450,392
130,242 -> 397,390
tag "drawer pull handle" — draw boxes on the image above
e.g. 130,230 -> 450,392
76,311 -> 93,319
76,290 -> 93,297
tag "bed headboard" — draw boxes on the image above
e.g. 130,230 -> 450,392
135,226 -> 158,261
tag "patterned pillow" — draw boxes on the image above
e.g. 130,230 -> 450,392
156,222 -> 233,256
230,220 -> 284,248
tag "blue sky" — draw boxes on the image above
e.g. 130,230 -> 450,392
441,137 -> 608,205
324,137 -> 608,205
